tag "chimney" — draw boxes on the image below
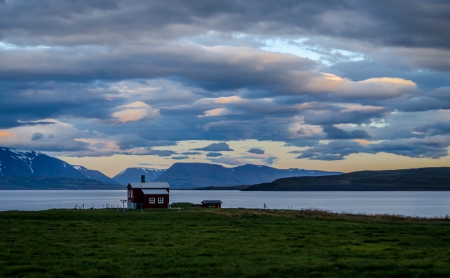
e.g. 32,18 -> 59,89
141,175 -> 145,183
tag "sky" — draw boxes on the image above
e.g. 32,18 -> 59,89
1,0 -> 450,177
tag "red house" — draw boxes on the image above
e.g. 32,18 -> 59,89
127,175 -> 170,209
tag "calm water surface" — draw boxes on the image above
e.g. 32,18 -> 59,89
0,190 -> 449,217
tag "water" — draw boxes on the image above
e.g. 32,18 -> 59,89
0,190 -> 449,217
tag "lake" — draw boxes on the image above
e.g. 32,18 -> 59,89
0,190 -> 449,217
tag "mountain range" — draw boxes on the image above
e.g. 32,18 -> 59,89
0,146 -> 341,189
153,163 -> 341,188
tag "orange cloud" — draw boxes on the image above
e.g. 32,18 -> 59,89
0,131 -> 12,138
112,101 -> 160,123
354,139 -> 371,145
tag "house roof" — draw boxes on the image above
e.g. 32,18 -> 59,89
202,200 -> 222,204
142,189 -> 169,195
129,182 -> 170,189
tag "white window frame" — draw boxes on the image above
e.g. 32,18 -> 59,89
149,197 -> 155,204
158,197 -> 164,204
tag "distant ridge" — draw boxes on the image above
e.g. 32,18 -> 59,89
242,167 -> 450,191
73,165 -> 119,185
153,162 -> 341,188
113,167 -> 165,185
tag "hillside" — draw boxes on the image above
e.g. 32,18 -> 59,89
0,147 -> 84,178
153,162 -> 341,188
0,146 -> 122,189
243,167 -> 450,191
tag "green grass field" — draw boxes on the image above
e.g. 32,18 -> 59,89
1,204 -> 450,277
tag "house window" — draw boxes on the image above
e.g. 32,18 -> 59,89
158,197 -> 164,204
149,198 -> 155,204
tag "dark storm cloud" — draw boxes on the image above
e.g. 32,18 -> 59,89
323,125 -> 371,139
193,142 -> 233,151
248,148 -> 264,154
1,0 -> 449,49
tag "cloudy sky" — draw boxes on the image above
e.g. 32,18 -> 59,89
1,0 -> 450,176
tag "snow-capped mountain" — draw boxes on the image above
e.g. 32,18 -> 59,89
73,165 -> 119,184
113,167 -> 165,185
0,147 -> 84,178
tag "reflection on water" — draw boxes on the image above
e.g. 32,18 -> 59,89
0,190 -> 449,217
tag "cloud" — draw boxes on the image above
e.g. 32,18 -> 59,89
370,137 -> 450,159
206,152 -> 222,157
248,148 -> 264,154
296,140 -> 369,161
31,132 -> 45,141
323,125 -> 371,139
171,156 -> 189,160
112,101 -> 160,123
413,122 -> 450,136
209,154 -> 278,166
193,142 -> 233,151
0,0 -> 449,166
182,151 -> 202,155
208,157 -> 251,166
199,108 -> 233,117
123,148 -> 176,157
113,134 -> 176,150
262,156 -> 277,165
0,130 -> 12,138
0,120 -> 92,153
296,135 -> 450,161
0,0 -> 449,49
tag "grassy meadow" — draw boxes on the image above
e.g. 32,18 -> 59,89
1,204 -> 450,277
